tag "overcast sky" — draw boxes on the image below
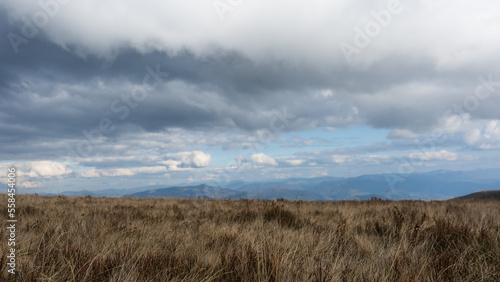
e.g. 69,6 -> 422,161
1,0 -> 500,192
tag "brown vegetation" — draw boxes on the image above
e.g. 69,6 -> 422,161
1,195 -> 499,281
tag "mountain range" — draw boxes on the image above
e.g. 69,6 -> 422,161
28,169 -> 500,201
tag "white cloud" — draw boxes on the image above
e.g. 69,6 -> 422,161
23,161 -> 73,179
21,181 -> 43,188
159,160 -> 193,172
159,151 -> 212,171
134,166 -> 168,174
100,168 -> 135,177
0,161 -> 73,185
78,166 -> 167,177
202,173 -> 216,181
435,115 -> 500,149
249,153 -> 278,166
464,120 -> 500,149
331,155 -> 349,164
281,159 -> 305,166
409,150 -> 458,161
364,151 -> 458,163
79,156 -> 138,163
78,169 -> 100,178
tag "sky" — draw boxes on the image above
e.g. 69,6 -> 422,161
1,0 -> 500,193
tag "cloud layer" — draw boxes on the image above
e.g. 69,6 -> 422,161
1,0 -> 500,191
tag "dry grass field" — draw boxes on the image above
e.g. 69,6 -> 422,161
1,194 -> 499,281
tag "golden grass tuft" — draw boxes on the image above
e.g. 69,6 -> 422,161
1,195 -> 499,281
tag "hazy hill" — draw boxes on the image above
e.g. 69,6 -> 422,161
453,190 -> 500,200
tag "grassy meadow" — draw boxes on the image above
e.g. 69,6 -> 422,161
1,194 -> 499,281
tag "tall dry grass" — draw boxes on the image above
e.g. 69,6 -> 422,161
0,194 -> 499,281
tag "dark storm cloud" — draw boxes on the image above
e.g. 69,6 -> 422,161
1,11 -> 495,141
2,0 -> 500,163
0,12 -> 358,155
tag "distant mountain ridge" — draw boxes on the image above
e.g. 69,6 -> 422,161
126,184 -> 237,199
124,169 -> 500,200
25,169 -> 500,201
